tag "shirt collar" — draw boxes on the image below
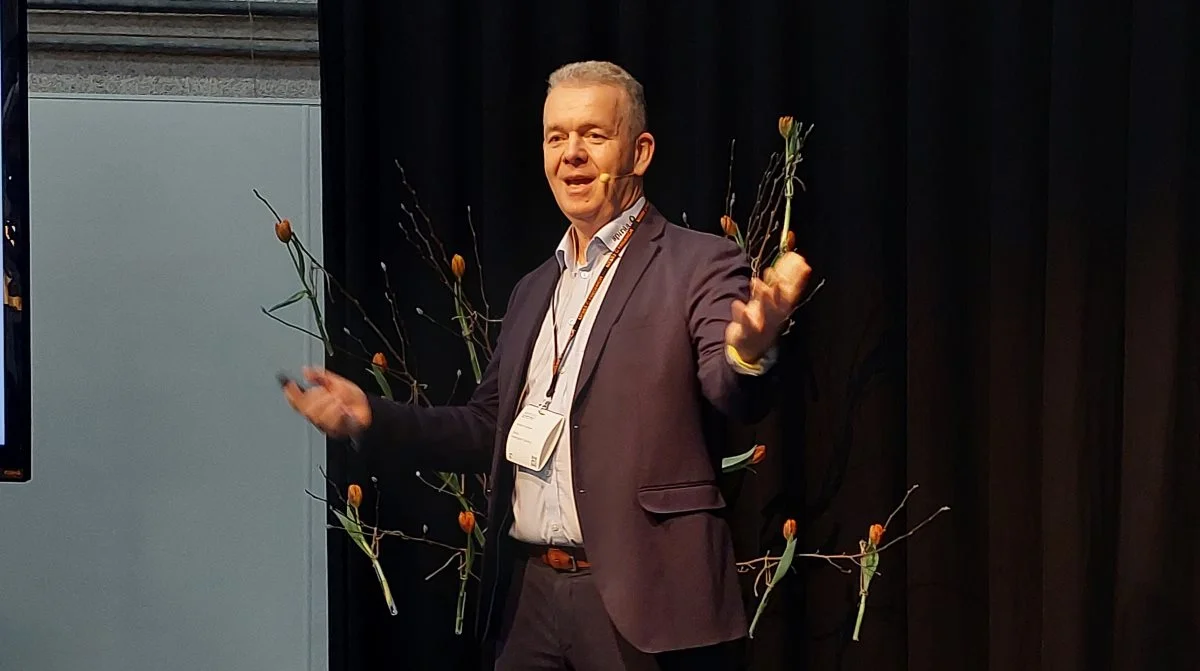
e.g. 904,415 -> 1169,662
555,196 -> 647,271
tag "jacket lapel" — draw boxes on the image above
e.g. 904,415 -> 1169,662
498,257 -> 558,423
572,206 -> 665,404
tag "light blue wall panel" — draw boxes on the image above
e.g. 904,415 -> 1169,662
0,94 -> 327,671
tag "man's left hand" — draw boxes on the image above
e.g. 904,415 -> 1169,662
725,251 -> 812,364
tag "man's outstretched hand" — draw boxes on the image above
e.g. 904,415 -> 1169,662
282,367 -> 372,439
725,251 -> 812,364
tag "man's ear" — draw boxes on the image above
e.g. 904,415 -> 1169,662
632,132 -> 655,176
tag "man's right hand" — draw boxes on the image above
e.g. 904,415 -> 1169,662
282,367 -> 372,439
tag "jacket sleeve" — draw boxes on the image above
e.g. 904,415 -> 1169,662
687,238 -> 778,424
352,280 -> 524,475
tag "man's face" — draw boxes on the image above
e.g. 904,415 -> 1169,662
542,84 -> 652,229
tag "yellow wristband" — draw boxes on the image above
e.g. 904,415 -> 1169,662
726,344 -> 764,373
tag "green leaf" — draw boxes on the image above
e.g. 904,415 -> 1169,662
770,535 -> 798,587
748,536 -> 799,638
860,547 -> 879,594
472,519 -> 486,549
368,364 -> 394,400
721,445 -> 759,473
265,289 -> 308,313
331,508 -> 374,557
854,540 -> 879,641
371,557 -> 398,616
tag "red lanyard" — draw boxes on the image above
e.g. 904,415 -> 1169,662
545,201 -> 650,403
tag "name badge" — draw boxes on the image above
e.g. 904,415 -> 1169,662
505,404 -> 565,471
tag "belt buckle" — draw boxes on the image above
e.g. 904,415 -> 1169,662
544,547 -> 577,572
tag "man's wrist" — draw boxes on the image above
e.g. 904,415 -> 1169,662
726,343 -> 776,375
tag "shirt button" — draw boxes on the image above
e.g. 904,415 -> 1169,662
551,524 -> 560,531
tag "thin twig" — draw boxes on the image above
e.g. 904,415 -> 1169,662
465,205 -> 493,325
884,484 -> 918,532
395,162 -> 452,274
289,236 -> 407,370
253,189 -> 282,223
261,308 -> 324,341
724,138 -> 736,216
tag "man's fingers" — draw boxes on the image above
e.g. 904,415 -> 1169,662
744,298 -> 766,332
303,366 -> 339,389
282,381 -> 306,410
762,266 -> 779,288
727,301 -> 747,345
731,298 -> 748,321
725,319 -> 745,348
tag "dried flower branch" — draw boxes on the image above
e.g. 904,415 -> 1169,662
736,484 -> 950,639
259,178 -> 492,634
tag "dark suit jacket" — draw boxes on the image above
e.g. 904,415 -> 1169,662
357,202 -> 776,654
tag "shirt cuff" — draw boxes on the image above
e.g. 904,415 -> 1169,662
726,344 -> 777,376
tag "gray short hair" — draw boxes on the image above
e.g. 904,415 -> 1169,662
547,60 -> 647,135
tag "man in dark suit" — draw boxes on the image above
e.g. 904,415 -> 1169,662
284,60 -> 811,670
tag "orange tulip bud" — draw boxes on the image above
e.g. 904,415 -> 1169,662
750,444 -> 767,465
782,518 -> 797,541
784,230 -> 796,252
778,116 -> 794,139
275,218 -> 293,243
347,484 -> 362,508
371,352 -> 388,370
869,523 -> 885,546
720,215 -> 739,238
451,254 -> 466,280
458,510 -> 475,535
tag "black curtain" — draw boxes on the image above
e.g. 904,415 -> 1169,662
316,1 -> 1199,670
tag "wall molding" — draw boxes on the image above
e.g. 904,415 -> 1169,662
28,0 -> 316,18
27,2 -> 320,99
28,5 -> 317,59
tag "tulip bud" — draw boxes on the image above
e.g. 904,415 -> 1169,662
275,218 -> 293,243
782,518 -> 797,541
750,444 -> 767,465
371,352 -> 388,370
347,484 -> 362,509
784,230 -> 796,252
869,523 -> 884,546
458,510 -> 475,535
778,116 -> 794,140
451,254 -> 466,281
720,215 -> 739,238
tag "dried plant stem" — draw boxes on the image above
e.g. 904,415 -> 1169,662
453,283 -> 483,383
287,240 -> 333,355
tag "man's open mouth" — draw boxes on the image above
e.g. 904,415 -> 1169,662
563,175 -> 595,193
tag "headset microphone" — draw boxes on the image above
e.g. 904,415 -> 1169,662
598,172 -> 635,184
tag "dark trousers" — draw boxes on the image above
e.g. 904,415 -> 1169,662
492,554 -> 742,671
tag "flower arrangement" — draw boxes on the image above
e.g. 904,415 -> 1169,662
257,116 -> 947,643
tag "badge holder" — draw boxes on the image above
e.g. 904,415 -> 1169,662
506,397 -> 564,471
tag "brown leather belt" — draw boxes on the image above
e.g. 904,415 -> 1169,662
519,542 -> 591,571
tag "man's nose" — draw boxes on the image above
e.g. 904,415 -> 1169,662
563,134 -> 587,165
